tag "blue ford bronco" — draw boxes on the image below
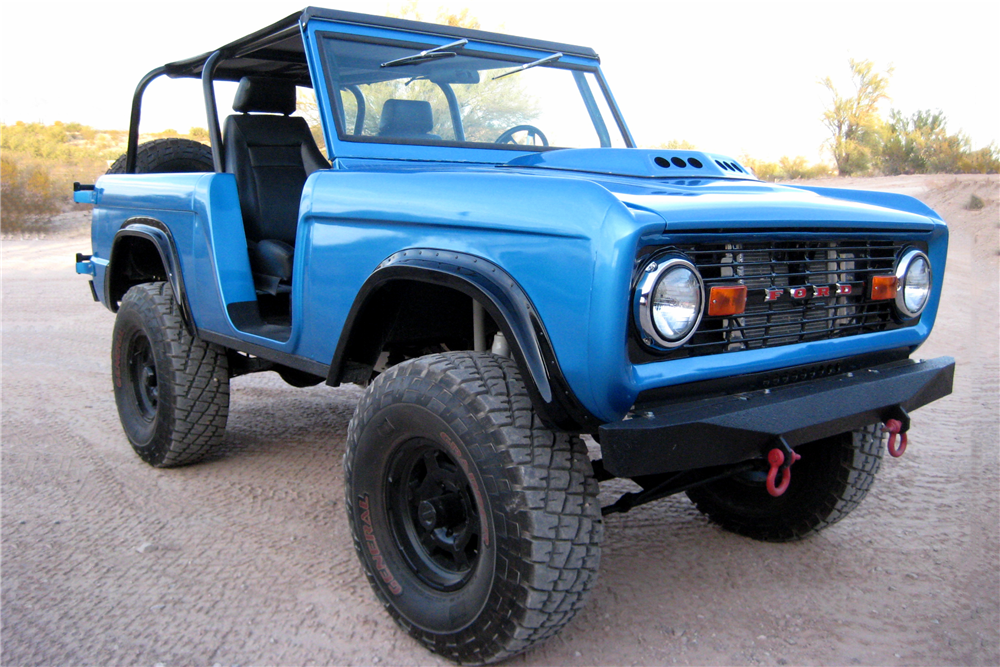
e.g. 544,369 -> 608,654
75,7 -> 955,664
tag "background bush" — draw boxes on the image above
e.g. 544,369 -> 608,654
822,61 -> 1000,176
740,155 -> 833,182
1,122 -> 209,235
1,154 -> 62,234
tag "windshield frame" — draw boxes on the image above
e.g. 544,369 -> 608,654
305,20 -> 634,161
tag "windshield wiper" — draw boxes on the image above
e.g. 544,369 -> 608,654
380,38 -> 468,68
492,52 -> 563,80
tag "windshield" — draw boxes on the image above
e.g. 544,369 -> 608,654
319,35 -> 628,150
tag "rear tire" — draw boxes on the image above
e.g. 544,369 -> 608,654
345,352 -> 602,664
112,282 -> 229,467
685,424 -> 884,542
107,138 -> 214,174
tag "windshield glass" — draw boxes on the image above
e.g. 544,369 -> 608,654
319,35 -> 627,150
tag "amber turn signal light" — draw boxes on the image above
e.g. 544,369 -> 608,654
871,275 -> 898,300
708,285 -> 747,316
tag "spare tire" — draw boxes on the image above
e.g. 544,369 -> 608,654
107,138 -> 214,174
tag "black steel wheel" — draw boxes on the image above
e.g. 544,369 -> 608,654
685,424 -> 884,542
125,331 -> 159,423
386,439 -> 483,591
345,352 -> 602,665
112,282 -> 229,467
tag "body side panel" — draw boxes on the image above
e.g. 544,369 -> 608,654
295,170 -> 616,408
89,164 -> 950,426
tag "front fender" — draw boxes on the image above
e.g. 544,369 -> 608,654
785,185 -> 944,221
328,249 -> 600,431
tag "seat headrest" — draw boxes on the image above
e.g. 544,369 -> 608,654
232,77 -> 297,115
379,99 -> 434,136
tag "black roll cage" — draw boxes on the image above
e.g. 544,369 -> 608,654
120,6 -> 629,173
124,53 -> 231,174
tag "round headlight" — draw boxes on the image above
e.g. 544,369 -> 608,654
635,257 -> 704,348
895,249 -> 931,318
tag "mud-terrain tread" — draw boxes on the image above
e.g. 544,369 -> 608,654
344,352 -> 602,665
107,138 -> 213,175
114,282 -> 229,467
686,424 -> 884,542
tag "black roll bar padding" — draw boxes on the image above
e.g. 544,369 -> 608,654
126,66 -> 169,174
202,50 -> 226,173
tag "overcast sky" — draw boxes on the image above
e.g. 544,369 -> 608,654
2,0 -> 997,163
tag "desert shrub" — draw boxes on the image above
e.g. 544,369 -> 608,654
741,155 -> 781,182
956,145 -> 1000,174
1,154 -> 62,234
863,109 -> 999,175
1,121 -> 131,234
966,194 -> 985,211
646,139 -> 698,150
2,121 -> 119,165
741,154 -> 831,182
778,156 -> 834,180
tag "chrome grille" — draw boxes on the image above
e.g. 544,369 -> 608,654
674,239 -> 908,356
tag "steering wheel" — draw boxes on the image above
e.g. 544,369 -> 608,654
495,124 -> 549,147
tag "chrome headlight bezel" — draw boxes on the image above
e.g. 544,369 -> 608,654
894,248 -> 932,319
634,256 -> 705,349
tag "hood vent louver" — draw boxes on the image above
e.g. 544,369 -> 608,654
502,149 -> 756,180
653,155 -> 705,170
714,159 -> 748,174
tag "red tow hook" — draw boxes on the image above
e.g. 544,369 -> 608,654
766,446 -> 801,497
884,419 -> 908,457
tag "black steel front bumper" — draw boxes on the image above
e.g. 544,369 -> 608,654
598,356 -> 955,478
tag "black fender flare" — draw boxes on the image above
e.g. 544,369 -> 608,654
107,218 -> 196,335
327,249 -> 600,432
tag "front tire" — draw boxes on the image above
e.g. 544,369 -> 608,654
112,282 -> 229,467
344,352 -> 602,664
686,425 -> 884,542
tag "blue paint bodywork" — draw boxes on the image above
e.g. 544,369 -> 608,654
83,12 -> 949,427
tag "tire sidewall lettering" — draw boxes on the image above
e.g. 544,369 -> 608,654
358,494 -> 403,595
349,399 -> 497,634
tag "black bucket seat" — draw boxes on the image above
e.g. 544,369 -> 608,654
224,76 -> 329,294
378,99 -> 441,140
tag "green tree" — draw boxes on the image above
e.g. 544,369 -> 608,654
821,59 -> 892,175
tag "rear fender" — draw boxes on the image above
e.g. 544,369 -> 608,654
107,219 -> 195,334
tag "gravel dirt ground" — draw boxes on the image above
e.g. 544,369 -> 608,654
2,174 -> 998,666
